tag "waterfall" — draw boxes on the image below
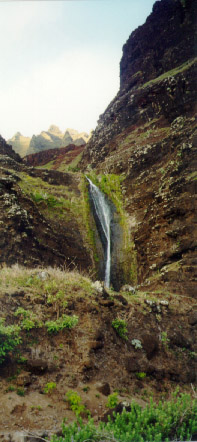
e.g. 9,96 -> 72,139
86,177 -> 111,288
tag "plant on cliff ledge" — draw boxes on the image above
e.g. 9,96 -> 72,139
65,390 -> 87,416
44,382 -> 57,394
112,318 -> 128,341
0,319 -> 21,364
14,307 -> 42,331
45,314 -> 78,334
106,392 -> 118,409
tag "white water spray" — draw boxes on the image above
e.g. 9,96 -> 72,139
87,177 -> 111,288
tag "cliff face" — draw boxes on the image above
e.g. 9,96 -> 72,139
7,132 -> 31,157
24,143 -> 85,170
81,0 -> 197,298
0,2 -> 197,436
120,0 -> 197,90
0,137 -> 91,272
8,126 -> 90,157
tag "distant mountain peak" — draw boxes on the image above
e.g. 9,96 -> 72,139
48,125 -> 62,135
8,126 -> 91,157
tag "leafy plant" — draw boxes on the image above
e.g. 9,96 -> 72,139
17,356 -> 27,364
131,339 -> 142,349
51,393 -> 197,442
17,388 -> 25,396
161,331 -> 170,349
14,307 -> 42,331
45,314 -> 78,334
136,372 -> 146,380
0,319 -> 22,364
6,385 -> 15,392
44,382 -> 56,394
106,392 -> 118,409
83,386 -> 90,393
65,390 -> 86,416
112,318 -> 128,340
31,405 -> 42,411
45,285 -> 67,318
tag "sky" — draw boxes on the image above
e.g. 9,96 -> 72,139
0,0 -> 155,140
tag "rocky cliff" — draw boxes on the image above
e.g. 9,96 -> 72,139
0,0 -> 197,438
0,136 -> 91,272
28,126 -> 90,155
24,143 -> 85,171
81,0 -> 197,299
7,132 -> 31,157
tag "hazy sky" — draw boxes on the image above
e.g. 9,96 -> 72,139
0,0 -> 155,140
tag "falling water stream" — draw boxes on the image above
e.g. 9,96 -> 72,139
86,177 -> 111,288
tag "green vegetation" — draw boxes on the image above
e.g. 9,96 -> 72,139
79,176 -> 99,265
136,372 -> 146,380
45,314 -> 78,334
6,385 -> 15,392
52,393 -> 197,442
85,172 -> 137,284
31,405 -> 42,411
65,390 -> 87,416
14,307 -> 42,330
86,171 -> 125,214
16,388 -> 25,397
0,319 -> 21,364
161,331 -> 170,349
106,392 -> 118,409
141,58 -> 196,90
18,172 -> 84,225
112,318 -> 128,341
66,152 -> 83,172
44,382 -> 57,394
45,282 -> 67,318
0,265 -> 93,302
131,339 -> 143,350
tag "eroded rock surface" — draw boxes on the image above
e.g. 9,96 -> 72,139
81,0 -> 197,297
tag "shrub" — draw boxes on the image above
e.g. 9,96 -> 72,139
6,385 -> 15,392
112,318 -> 128,340
65,390 -> 86,416
46,287 -> 67,318
51,393 -> 197,442
45,314 -> 78,334
14,307 -> 42,331
44,382 -> 56,394
136,372 -> 146,380
0,319 -> 22,364
17,388 -> 25,396
106,392 -> 118,409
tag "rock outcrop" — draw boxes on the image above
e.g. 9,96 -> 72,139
0,137 -> 91,271
8,126 -> 91,157
81,0 -> 197,298
0,1 -> 196,436
120,0 -> 197,90
0,135 -> 22,163
24,143 -> 85,170
7,132 -> 31,157
0,265 -> 196,434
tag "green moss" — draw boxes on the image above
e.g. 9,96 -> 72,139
85,172 -> 137,285
79,176 -> 99,266
141,58 -> 196,89
36,161 -> 54,170
86,171 -> 125,215
18,172 -> 85,225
